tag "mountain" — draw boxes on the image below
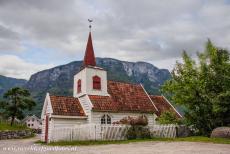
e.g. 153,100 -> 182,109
0,75 -> 27,96
25,58 -> 171,115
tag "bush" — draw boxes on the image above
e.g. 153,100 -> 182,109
113,115 -> 150,140
157,111 -> 181,124
113,115 -> 148,126
126,126 -> 151,140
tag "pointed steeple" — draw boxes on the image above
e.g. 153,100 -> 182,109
83,32 -> 96,66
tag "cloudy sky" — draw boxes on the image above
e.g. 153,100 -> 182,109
0,0 -> 230,79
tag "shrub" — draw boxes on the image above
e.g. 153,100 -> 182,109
113,115 -> 148,126
126,125 -> 151,140
156,111 -> 181,124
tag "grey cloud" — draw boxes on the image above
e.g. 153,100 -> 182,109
0,0 -> 229,67
0,25 -> 23,52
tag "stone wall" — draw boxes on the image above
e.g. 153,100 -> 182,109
0,129 -> 33,140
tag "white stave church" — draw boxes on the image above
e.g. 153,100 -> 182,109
41,29 -> 182,143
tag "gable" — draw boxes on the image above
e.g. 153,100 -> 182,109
41,93 -> 53,119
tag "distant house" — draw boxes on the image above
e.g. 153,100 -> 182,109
41,30 -> 182,143
22,115 -> 42,129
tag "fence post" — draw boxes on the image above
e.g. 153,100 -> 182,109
94,124 -> 96,141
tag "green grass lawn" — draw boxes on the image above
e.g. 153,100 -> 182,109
0,122 -> 28,131
41,136 -> 230,146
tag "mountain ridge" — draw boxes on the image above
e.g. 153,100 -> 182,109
0,75 -> 27,96
1,57 -> 171,116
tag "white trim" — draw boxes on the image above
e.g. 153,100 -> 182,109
140,84 -> 158,112
50,115 -> 88,119
85,94 -> 94,108
41,93 -> 53,119
162,95 -> 182,118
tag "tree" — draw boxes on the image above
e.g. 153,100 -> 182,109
157,111 -> 180,124
0,87 -> 36,126
162,40 -> 230,136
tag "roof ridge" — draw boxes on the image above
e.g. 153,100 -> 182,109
50,95 -> 78,99
108,80 -> 140,86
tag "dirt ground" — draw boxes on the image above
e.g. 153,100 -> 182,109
0,136 -> 230,154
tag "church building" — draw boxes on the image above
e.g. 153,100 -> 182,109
41,28 -> 182,143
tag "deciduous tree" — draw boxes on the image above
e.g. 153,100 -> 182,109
162,40 -> 230,136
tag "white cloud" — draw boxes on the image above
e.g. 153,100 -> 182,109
0,55 -> 54,79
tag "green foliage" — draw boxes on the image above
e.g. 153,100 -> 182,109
125,115 -> 151,139
0,121 -> 28,131
0,87 -> 36,126
126,125 -> 151,139
157,111 -> 181,124
162,40 -> 230,136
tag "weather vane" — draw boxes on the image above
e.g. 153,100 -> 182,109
88,19 -> 93,31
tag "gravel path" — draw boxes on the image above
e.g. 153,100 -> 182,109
0,136 -> 230,154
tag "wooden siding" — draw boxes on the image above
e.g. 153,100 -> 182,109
91,112 -> 156,126
52,118 -> 87,128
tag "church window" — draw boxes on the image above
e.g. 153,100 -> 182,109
101,114 -> 111,124
77,79 -> 81,93
93,76 -> 101,90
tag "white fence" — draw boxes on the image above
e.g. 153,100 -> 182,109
50,124 -> 177,142
51,124 -> 129,142
149,124 -> 177,138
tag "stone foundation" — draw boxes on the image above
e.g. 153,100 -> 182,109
0,129 -> 33,140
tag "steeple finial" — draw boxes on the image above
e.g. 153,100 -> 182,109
83,19 -> 96,67
88,19 -> 93,31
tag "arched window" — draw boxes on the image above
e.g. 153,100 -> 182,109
93,75 -> 101,90
101,114 -> 111,124
77,79 -> 81,93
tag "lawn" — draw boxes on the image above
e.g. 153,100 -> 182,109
0,122 -> 28,131
43,136 -> 230,146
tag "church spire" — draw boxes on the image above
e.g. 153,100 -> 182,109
83,19 -> 96,67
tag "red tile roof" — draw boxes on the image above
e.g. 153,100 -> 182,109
89,81 -> 157,113
149,95 -> 182,118
50,95 -> 85,116
83,32 -> 96,67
